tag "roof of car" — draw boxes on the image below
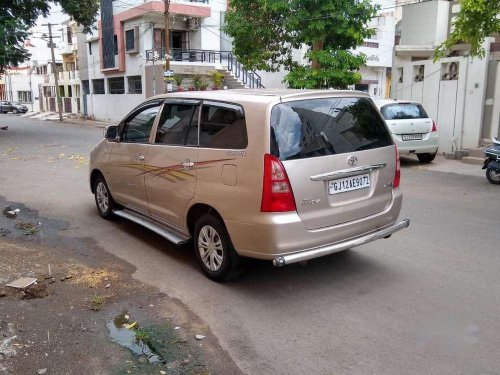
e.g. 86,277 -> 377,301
151,89 -> 370,104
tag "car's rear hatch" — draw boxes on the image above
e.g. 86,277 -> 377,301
380,102 -> 432,135
271,96 -> 396,230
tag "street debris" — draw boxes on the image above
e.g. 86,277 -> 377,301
6,277 -> 37,289
2,206 -> 20,219
107,314 -> 162,364
194,335 -> 206,341
60,275 -> 73,281
123,322 -> 137,330
0,126 -> 8,130
37,369 -> 47,374
15,221 -> 41,235
90,295 -> 106,311
23,283 -> 49,300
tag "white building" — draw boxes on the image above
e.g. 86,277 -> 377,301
0,35 -> 54,112
81,0 -> 264,122
38,20 -> 83,115
392,0 -> 500,154
353,10 -> 396,98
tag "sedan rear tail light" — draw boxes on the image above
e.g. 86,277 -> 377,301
432,121 -> 437,132
393,145 -> 400,188
261,154 -> 297,212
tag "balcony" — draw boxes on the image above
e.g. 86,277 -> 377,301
145,48 -> 264,89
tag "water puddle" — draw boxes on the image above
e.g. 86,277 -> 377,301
107,313 -> 163,364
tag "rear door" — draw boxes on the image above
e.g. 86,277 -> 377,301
145,99 -> 200,229
380,102 -> 432,135
271,96 -> 395,230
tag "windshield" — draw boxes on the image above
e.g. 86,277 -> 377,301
271,97 -> 393,161
380,103 -> 428,120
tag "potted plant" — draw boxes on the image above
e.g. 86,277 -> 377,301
174,75 -> 184,91
211,71 -> 224,90
192,74 -> 203,91
199,78 -> 209,91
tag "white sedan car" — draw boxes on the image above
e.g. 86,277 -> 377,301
374,100 -> 439,163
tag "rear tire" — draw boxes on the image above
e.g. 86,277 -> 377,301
194,214 -> 242,282
486,167 -> 500,184
94,175 -> 115,219
12,109 -> 18,114
417,153 -> 436,163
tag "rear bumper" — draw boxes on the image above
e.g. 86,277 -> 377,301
226,188 -> 403,261
393,132 -> 439,154
273,219 -> 410,266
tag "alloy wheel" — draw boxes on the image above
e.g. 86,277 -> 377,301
198,225 -> 224,272
96,181 -> 109,213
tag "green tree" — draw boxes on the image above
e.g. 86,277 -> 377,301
1,0 -> 99,74
435,0 -> 500,60
223,0 -> 378,89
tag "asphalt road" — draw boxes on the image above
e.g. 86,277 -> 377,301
1,115 -> 500,375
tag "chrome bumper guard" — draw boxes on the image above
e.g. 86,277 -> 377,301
273,219 -> 410,267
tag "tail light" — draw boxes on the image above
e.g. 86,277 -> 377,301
432,121 -> 437,132
393,145 -> 400,188
261,154 -> 297,212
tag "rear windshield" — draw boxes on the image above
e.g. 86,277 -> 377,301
380,103 -> 428,120
270,97 -> 393,161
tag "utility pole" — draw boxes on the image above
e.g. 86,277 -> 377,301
43,23 -> 63,122
150,22 -> 156,96
164,0 -> 171,70
29,66 -> 33,112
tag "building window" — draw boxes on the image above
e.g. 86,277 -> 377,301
67,85 -> 73,97
88,42 -> 92,55
67,27 -> 73,45
18,91 -> 32,103
113,35 -> 118,55
92,79 -> 105,94
127,76 -> 142,94
125,28 -> 139,53
363,41 -> 379,48
82,80 -> 90,95
108,77 -> 125,94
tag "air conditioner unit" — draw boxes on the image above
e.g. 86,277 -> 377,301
186,17 -> 199,30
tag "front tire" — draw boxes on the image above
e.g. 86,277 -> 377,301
12,109 -> 18,114
486,167 -> 500,184
417,153 -> 436,163
94,176 -> 115,219
194,214 -> 242,282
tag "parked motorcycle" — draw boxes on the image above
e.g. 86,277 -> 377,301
482,138 -> 500,184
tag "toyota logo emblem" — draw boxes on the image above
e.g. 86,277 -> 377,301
347,156 -> 358,166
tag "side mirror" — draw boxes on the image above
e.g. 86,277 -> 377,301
104,125 -> 118,141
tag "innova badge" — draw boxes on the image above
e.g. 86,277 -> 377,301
347,155 -> 358,167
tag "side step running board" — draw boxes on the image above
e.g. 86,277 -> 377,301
113,209 -> 191,245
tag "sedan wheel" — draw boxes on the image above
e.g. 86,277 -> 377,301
12,109 -> 18,114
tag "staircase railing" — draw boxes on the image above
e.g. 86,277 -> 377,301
146,48 -> 264,89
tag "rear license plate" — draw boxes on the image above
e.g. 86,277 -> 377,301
402,134 -> 423,141
329,174 -> 370,195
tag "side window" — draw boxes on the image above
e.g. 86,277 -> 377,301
155,102 -> 199,146
122,104 -> 160,143
199,101 -> 247,149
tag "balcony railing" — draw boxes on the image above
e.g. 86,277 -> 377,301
146,48 -> 264,89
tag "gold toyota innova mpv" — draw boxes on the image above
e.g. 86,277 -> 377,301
89,89 -> 410,281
